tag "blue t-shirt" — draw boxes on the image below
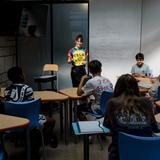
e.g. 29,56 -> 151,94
131,63 -> 151,76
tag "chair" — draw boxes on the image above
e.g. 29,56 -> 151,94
4,98 -> 45,160
119,132 -> 160,160
43,64 -> 59,91
86,91 -> 113,118
85,91 -> 112,150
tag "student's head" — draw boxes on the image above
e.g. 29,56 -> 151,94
113,74 -> 139,97
75,34 -> 83,48
89,60 -> 102,75
7,66 -> 24,83
135,52 -> 144,67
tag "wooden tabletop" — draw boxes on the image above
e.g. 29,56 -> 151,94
59,88 -> 85,100
155,113 -> 160,123
34,91 -> 68,102
135,77 -> 152,83
155,100 -> 160,108
0,114 -> 29,132
139,88 -> 150,94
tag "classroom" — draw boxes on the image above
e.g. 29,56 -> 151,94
0,0 -> 160,160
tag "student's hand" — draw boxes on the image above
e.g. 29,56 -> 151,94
82,60 -> 87,65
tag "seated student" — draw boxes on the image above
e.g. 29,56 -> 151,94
147,75 -> 160,100
4,67 -> 57,160
103,74 -> 160,160
77,60 -> 113,120
131,52 -> 151,77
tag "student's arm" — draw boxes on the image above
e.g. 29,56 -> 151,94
77,75 -> 89,96
77,75 -> 93,96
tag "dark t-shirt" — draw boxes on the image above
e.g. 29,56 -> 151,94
4,83 -> 33,102
103,96 -> 159,160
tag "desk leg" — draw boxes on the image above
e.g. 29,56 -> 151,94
83,135 -> 89,160
26,127 -> 31,160
64,100 -> 69,145
69,100 -> 72,129
37,82 -> 42,91
0,133 -> 5,160
60,103 -> 63,136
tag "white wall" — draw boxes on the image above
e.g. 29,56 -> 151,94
142,0 -> 160,76
90,0 -> 153,86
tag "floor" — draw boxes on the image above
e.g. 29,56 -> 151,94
5,113 -> 111,160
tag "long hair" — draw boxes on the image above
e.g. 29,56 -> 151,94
113,74 -> 139,97
110,74 -> 151,123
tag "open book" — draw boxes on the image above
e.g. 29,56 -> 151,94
76,121 -> 105,134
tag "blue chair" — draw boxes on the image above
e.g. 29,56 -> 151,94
119,132 -> 160,160
0,142 -> 4,160
86,91 -> 113,118
85,91 -> 112,150
4,98 -> 45,160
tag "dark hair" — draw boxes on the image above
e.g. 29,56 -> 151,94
89,60 -> 102,74
7,66 -> 24,83
75,34 -> 83,42
135,52 -> 144,60
113,74 -> 139,97
109,74 -> 151,124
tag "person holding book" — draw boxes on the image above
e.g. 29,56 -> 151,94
103,74 -> 160,160
131,52 -> 152,77
77,60 -> 113,120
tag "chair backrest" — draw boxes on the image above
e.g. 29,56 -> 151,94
4,98 -> 41,129
157,86 -> 160,100
43,64 -> 59,90
100,91 -> 113,115
43,64 -> 58,72
119,132 -> 160,160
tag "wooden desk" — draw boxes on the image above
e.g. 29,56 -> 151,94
139,88 -> 150,94
59,88 -> 87,130
155,100 -> 160,108
0,114 -> 29,132
59,88 -> 85,100
155,113 -> 160,123
34,91 -> 68,102
0,114 -> 30,160
136,78 -> 152,95
34,91 -> 69,145
135,77 -> 152,83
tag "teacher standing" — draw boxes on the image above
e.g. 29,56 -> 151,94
68,34 -> 88,87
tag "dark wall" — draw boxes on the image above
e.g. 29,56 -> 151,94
18,3 -> 88,90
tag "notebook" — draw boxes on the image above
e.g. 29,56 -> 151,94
138,82 -> 152,89
76,121 -> 104,134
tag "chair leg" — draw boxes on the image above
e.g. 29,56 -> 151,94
40,129 -> 45,160
97,135 -> 103,150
